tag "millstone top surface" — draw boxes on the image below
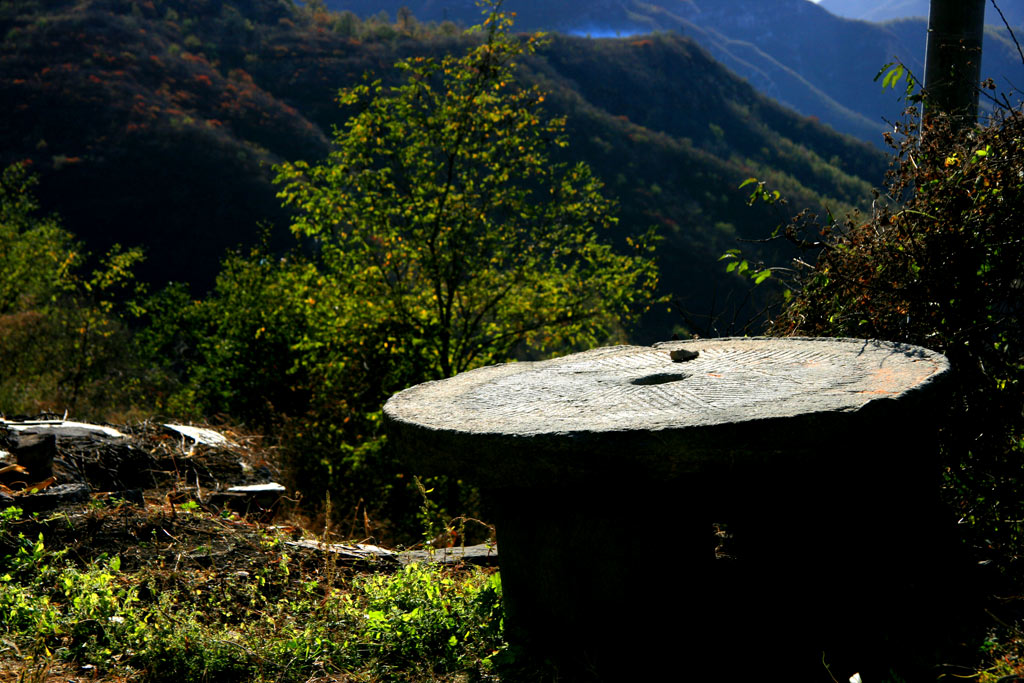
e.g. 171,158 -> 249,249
384,338 -> 948,436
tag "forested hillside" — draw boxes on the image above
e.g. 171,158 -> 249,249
324,0 -> 1024,145
0,0 -> 883,335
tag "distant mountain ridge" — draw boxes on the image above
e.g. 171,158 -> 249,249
323,0 -> 1024,146
819,0 -> 1024,26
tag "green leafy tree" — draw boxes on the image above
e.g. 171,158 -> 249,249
0,162 -> 146,416
275,6 -> 659,384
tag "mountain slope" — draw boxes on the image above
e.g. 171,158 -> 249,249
0,0 -> 883,338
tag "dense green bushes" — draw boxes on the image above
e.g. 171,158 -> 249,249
0,162 -> 149,417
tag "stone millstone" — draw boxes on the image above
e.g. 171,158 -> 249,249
384,337 -> 950,486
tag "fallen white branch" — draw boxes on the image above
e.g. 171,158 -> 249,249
164,424 -> 232,447
0,419 -> 125,439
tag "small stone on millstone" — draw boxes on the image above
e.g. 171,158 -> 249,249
670,349 -> 699,362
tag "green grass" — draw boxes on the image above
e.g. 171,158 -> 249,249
0,506 -> 506,682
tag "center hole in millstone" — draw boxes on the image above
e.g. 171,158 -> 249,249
631,372 -> 691,386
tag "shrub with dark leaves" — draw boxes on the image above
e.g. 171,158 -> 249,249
773,105 -> 1024,569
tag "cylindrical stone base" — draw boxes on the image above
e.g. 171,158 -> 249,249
487,416 -> 948,680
